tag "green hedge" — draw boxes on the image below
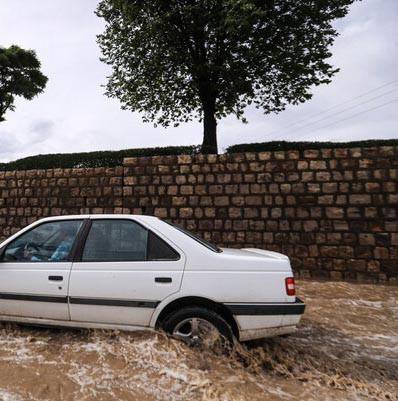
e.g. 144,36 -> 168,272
0,145 -> 201,171
226,139 -> 398,153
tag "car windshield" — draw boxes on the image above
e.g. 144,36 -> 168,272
164,221 -> 222,253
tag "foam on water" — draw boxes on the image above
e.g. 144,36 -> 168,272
0,390 -> 23,401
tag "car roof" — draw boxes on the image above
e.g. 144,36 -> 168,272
35,214 -> 160,222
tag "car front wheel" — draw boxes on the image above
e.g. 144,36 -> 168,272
162,307 -> 234,347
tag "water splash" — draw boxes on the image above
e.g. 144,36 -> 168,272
0,281 -> 396,401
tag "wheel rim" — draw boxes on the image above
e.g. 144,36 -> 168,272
172,317 -> 221,347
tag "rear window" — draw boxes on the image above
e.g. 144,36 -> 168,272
165,221 -> 222,253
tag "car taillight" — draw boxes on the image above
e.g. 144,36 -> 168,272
285,277 -> 296,296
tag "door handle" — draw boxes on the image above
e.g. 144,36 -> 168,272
48,275 -> 63,282
155,277 -> 172,283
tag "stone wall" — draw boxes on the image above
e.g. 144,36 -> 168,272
1,146 -> 397,283
0,167 -> 123,238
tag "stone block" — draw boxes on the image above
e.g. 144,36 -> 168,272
303,220 -> 318,232
316,172 -> 331,181
310,160 -> 327,170
303,149 -> 320,158
302,172 -> 314,182
214,196 -> 229,206
330,271 -> 343,280
334,148 -> 348,158
258,152 -> 271,161
297,161 -> 308,170
374,247 -> 389,259
245,195 -> 263,206
180,185 -> 193,195
322,183 -> 338,193
177,155 -> 192,164
365,182 -> 380,193
326,207 -> 344,219
179,207 -> 193,218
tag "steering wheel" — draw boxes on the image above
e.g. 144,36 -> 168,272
23,242 -> 41,259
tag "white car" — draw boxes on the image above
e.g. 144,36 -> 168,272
0,215 -> 305,344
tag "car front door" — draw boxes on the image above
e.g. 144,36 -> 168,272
69,218 -> 185,327
0,219 -> 84,321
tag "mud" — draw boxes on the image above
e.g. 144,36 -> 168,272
0,280 -> 396,401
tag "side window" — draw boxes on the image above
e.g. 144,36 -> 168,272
2,220 -> 83,262
147,232 -> 179,261
81,220 -> 179,262
82,220 -> 148,262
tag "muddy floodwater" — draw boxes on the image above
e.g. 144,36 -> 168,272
0,280 -> 396,401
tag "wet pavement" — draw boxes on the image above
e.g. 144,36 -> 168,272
0,280 -> 397,401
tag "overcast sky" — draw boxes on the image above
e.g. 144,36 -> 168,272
0,0 -> 397,162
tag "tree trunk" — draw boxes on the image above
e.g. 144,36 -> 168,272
201,103 -> 218,154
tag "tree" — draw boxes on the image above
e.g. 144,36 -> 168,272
0,45 -> 48,122
97,0 -> 355,154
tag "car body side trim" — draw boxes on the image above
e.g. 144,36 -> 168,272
69,297 -> 160,308
0,293 -> 68,303
0,314 -> 154,331
0,293 -> 160,308
224,297 -> 306,316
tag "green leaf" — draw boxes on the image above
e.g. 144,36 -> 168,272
0,45 -> 48,121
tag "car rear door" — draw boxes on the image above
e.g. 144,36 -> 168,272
0,219 -> 84,321
69,218 -> 185,327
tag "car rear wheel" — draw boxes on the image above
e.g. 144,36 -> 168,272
162,307 -> 234,347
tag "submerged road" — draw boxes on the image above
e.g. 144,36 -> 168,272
0,280 -> 396,401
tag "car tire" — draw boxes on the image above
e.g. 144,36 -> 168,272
162,306 -> 234,347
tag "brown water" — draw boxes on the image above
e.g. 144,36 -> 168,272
0,281 -> 396,401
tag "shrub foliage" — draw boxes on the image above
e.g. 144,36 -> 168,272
0,145 -> 201,171
226,139 -> 398,153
